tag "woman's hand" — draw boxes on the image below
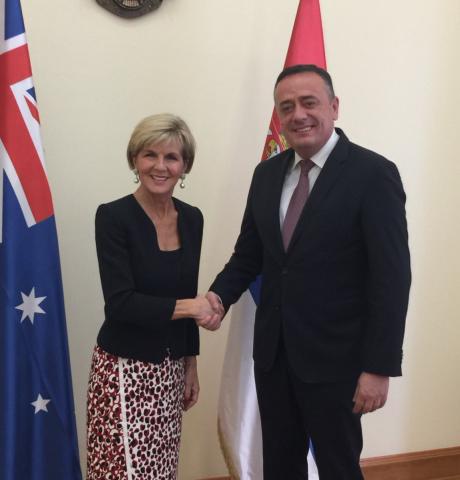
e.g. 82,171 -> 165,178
173,296 -> 222,331
183,356 -> 199,411
191,295 -> 215,321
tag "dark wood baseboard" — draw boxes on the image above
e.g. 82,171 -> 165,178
198,478 -> 229,480
198,446 -> 460,480
361,446 -> 460,480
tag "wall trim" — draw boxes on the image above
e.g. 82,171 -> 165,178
197,478 -> 230,480
361,446 -> 460,480
198,446 -> 460,480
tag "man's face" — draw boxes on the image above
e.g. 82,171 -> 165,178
274,72 -> 339,159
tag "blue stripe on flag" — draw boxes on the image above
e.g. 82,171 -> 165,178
5,0 -> 25,39
27,87 -> 36,100
248,276 -> 261,307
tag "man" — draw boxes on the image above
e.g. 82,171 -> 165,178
203,64 -> 411,479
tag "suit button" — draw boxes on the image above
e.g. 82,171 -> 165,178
282,268 -> 288,275
274,305 -> 280,311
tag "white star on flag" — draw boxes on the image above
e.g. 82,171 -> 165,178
31,394 -> 51,414
15,287 -> 46,324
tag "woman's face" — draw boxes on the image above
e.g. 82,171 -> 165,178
133,138 -> 185,198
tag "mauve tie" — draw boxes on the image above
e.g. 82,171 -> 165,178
282,158 -> 315,250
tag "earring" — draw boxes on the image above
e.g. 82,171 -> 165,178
179,174 -> 186,189
133,169 -> 139,184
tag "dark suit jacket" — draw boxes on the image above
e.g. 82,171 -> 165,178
95,194 -> 202,364
211,129 -> 411,382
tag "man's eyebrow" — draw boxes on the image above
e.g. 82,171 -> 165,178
279,95 -> 318,105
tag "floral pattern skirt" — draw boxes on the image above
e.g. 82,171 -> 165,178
86,346 -> 185,480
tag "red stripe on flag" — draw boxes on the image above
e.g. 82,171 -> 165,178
261,0 -> 326,162
0,45 -> 53,223
284,0 -> 327,69
25,96 -> 40,123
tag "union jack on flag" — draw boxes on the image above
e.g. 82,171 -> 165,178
0,0 -> 82,478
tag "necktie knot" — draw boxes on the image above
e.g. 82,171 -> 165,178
300,158 -> 315,176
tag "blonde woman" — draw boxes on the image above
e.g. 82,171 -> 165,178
87,114 -> 216,479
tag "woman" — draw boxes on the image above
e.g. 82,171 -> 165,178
86,114 -> 214,480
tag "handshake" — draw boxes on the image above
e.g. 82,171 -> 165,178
190,292 -> 225,331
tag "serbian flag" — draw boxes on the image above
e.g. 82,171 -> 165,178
217,1 -> 326,478
0,0 -> 82,478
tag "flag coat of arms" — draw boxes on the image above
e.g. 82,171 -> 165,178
218,1 -> 327,478
0,0 -> 82,478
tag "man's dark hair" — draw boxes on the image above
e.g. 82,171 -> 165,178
275,64 -> 335,99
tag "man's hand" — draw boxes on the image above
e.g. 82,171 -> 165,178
352,372 -> 389,414
194,292 -> 223,331
206,291 -> 224,314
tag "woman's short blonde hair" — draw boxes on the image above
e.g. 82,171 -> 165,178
127,113 -> 196,173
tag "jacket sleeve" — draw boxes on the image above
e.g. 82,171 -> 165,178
95,203 -> 175,331
210,169 -> 264,311
185,207 -> 203,355
185,319 -> 200,356
360,160 -> 411,376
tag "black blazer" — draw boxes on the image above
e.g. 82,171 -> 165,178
95,194 -> 202,363
211,129 -> 411,382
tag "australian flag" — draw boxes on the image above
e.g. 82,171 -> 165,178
0,0 -> 82,478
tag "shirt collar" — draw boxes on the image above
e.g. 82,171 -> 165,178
292,129 -> 340,170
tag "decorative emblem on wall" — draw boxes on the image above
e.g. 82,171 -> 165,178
96,0 -> 163,18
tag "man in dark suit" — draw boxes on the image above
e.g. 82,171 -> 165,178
202,64 -> 411,479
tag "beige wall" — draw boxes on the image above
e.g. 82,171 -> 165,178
21,0 -> 460,478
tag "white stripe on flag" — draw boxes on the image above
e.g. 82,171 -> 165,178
218,290 -> 263,479
218,290 -> 319,479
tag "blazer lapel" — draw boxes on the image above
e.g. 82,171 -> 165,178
263,149 -> 294,261
287,130 -> 351,253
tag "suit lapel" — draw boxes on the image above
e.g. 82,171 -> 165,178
265,149 -> 294,260
287,130 -> 351,253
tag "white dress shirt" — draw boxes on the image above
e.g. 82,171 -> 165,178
279,130 -> 340,227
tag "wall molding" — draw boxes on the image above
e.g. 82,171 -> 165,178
198,446 -> 460,480
361,446 -> 460,480
198,478 -> 229,480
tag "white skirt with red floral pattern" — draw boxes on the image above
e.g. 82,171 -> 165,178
86,346 -> 185,480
